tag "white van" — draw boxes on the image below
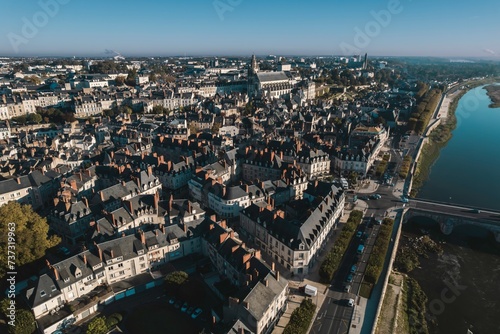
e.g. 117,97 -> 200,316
303,284 -> 318,297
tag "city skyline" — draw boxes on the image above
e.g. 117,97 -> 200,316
1,0 -> 499,58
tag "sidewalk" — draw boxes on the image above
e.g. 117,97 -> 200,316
357,180 -> 379,194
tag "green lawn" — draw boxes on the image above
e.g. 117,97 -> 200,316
125,303 -> 201,334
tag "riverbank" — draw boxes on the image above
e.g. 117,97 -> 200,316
411,78 -> 499,196
483,84 -> 500,108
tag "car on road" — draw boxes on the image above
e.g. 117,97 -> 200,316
347,299 -> 355,307
346,274 -> 353,283
356,231 -> 363,238
472,209 -> 481,213
344,284 -> 351,293
350,265 -> 357,274
168,297 -> 176,305
400,196 -> 409,203
181,302 -> 189,312
191,308 -> 202,319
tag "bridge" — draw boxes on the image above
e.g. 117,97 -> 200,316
402,198 -> 500,242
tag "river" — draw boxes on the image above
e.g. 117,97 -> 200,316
419,85 -> 500,210
405,85 -> 500,334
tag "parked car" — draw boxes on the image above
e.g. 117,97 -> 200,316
356,231 -> 363,238
347,298 -> 355,307
181,302 -> 189,312
168,297 -> 176,305
346,274 -> 353,283
191,308 -> 202,319
344,284 -> 351,293
174,301 -> 181,309
350,265 -> 357,274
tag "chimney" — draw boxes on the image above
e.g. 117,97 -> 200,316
254,250 -> 261,259
147,165 -> 153,177
245,184 -> 249,193
82,197 -> 89,208
169,194 -> 173,211
276,270 -> 280,281
127,200 -> 133,214
110,249 -> 114,258
53,266 -> 59,281
154,191 -> 159,211
83,254 -> 87,265
210,214 -> 217,222
183,223 -> 187,233
271,262 -> 275,271
70,179 -> 77,190
187,201 -> 191,213
79,172 -> 82,181
160,223 -> 166,234
314,180 -> 318,188
222,186 -> 226,198
96,223 -> 100,233
95,243 -> 103,261
140,230 -> 146,245
100,191 -> 104,201
264,279 -> 268,287
16,177 -> 21,184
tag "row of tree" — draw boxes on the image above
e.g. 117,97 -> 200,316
408,88 -> 442,134
283,298 -> 316,334
319,210 -> 363,282
363,218 -> 394,285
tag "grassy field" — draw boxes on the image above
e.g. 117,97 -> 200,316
125,303 -> 201,334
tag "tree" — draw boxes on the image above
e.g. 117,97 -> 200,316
27,113 -> 42,124
8,309 -> 35,334
165,271 -> 188,286
211,123 -> 221,134
86,316 -> 108,334
0,202 -> 61,279
114,76 -> 125,86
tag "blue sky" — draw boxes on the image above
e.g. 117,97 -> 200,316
0,0 -> 499,58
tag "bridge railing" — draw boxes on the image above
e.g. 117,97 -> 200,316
411,197 -> 500,214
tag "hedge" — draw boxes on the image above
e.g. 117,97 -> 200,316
283,298 -> 316,334
319,210 -> 363,282
364,218 -> 394,284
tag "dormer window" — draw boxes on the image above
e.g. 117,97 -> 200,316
64,277 -> 70,283
51,285 -> 56,292
75,272 -> 82,278
40,290 -> 46,297
138,250 -> 144,255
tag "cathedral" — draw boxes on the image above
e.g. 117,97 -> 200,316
247,55 -> 293,99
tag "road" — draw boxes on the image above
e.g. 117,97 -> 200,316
311,134 -> 408,334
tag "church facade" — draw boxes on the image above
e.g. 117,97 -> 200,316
247,55 -> 293,99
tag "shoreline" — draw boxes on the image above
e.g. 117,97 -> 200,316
483,84 -> 500,108
411,78 -> 499,196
